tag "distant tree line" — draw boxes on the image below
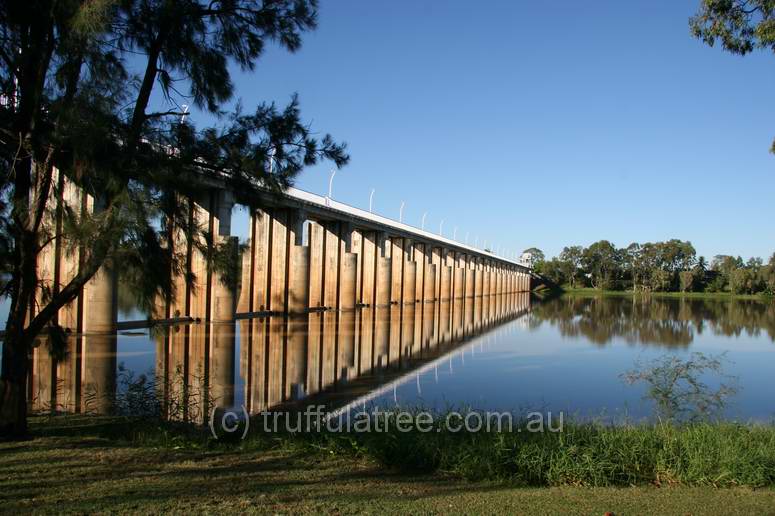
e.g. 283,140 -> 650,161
530,240 -> 775,295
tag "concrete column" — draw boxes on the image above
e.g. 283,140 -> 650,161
390,237 -> 404,304
350,228 -> 363,305
34,169 -> 120,332
482,260 -> 490,298
338,223 -> 358,310
82,265 -> 118,333
359,232 -> 377,306
402,240 -> 416,305
340,252 -> 358,310
286,210 -> 309,314
465,255 -> 474,299
452,253 -> 464,300
439,260 -> 451,301
268,209 -> 289,313
307,221 -> 324,309
424,262 -> 436,303
431,247 -> 442,302
211,191 -> 236,317
237,209 -> 270,314
413,243 -> 426,303
322,222 -> 340,309
375,232 -> 391,307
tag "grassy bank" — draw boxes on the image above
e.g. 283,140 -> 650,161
3,416 -> 775,514
557,287 -> 771,301
16,415 -> 775,487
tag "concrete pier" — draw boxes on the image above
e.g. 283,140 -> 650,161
235,188 -> 532,317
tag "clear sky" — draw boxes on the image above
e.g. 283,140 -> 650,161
187,0 -> 775,261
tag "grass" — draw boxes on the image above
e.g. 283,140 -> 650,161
3,416 -> 775,514
21,415 -> 775,487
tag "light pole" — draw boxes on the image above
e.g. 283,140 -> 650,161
399,201 -> 405,223
326,168 -> 336,206
439,219 -> 444,236
453,227 -> 458,240
421,212 -> 428,230
465,232 -> 469,244
369,188 -> 375,213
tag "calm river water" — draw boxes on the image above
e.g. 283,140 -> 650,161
27,294 -> 775,421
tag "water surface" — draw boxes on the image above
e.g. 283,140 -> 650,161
28,294 -> 775,421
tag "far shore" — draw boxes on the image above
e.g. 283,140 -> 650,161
551,287 -> 771,301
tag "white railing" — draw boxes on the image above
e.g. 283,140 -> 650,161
283,186 -> 527,269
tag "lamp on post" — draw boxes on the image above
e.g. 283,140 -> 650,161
326,168 -> 336,207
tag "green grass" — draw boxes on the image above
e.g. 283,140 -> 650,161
18,415 -> 775,487
4,416 -> 775,514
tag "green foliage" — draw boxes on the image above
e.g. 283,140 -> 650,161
691,0 -> 775,152
0,0 -> 349,431
537,239 -> 773,297
691,0 -> 775,55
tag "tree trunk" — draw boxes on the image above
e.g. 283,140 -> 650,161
0,332 -> 29,439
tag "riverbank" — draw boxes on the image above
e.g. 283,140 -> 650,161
556,287 -> 771,301
3,416 -> 775,513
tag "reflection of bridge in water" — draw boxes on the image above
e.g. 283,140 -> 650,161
30,292 -> 531,418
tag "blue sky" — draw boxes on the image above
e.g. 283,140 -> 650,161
186,0 -> 775,261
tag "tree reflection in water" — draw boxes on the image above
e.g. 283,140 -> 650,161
529,295 -> 775,348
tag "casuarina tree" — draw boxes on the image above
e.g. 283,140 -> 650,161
0,0 -> 348,438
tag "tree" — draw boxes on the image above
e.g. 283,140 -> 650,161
765,253 -> 775,294
558,245 -> 583,288
536,257 -> 566,286
581,240 -> 621,290
695,255 -> 708,274
691,0 -> 775,152
521,247 -> 545,265
0,0 -> 348,438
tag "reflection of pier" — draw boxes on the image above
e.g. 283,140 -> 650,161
29,291 -> 530,419
240,292 -> 531,414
